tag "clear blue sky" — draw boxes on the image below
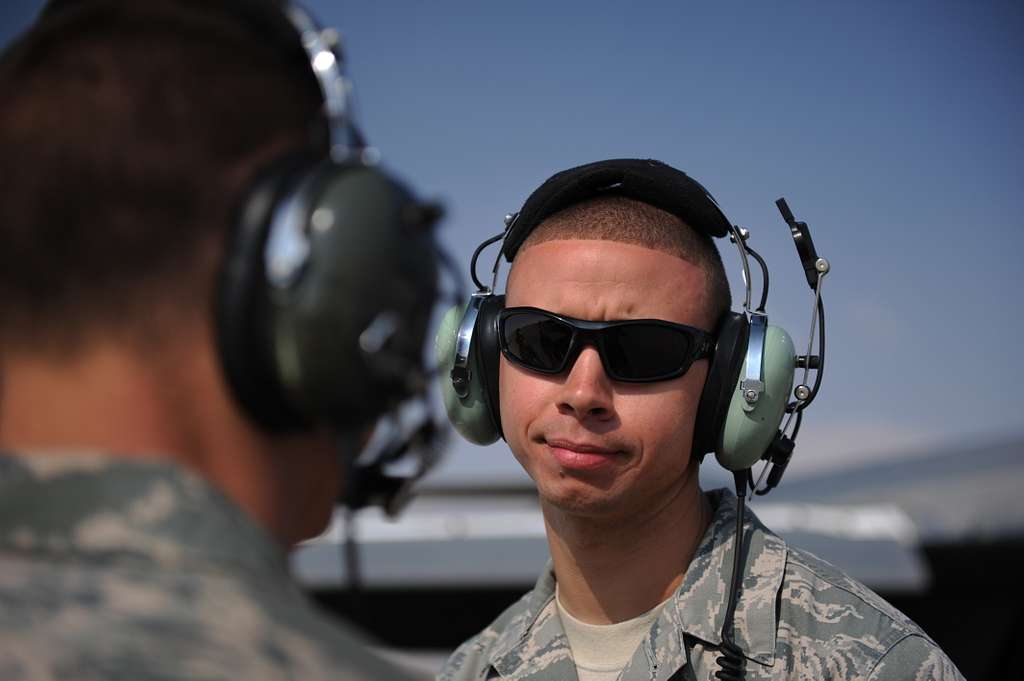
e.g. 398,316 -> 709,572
2,0 -> 1021,484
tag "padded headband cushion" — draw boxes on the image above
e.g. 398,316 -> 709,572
502,158 -> 732,261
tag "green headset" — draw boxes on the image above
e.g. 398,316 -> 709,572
436,159 -> 828,488
37,0 -> 447,510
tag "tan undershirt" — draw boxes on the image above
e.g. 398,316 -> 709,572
555,587 -> 669,681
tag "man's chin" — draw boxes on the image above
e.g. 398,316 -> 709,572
536,480 -> 625,520
286,476 -> 342,547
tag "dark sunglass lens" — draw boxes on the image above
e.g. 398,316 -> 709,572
502,313 -> 574,371
603,324 -> 693,379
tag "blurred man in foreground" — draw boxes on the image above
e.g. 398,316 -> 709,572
0,1 -> 441,678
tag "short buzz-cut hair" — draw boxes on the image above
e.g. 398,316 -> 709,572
0,0 -> 327,355
515,196 -> 732,328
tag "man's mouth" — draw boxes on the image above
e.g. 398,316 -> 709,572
544,438 -> 624,472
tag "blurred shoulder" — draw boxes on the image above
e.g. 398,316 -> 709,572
0,523 -> 415,681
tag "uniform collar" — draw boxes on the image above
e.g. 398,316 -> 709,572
0,451 -> 290,583
487,489 -> 787,676
666,488 -> 786,666
487,563 -> 577,678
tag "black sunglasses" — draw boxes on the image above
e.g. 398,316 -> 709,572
497,307 -> 715,383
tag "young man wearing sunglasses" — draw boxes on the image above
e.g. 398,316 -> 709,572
439,161 -> 962,681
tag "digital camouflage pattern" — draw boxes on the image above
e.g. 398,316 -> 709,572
0,452 -> 417,681
439,489 -> 964,681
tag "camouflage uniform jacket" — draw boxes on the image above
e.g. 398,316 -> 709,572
0,452 -> 418,681
439,489 -> 963,681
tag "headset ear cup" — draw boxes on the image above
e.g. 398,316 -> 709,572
716,325 -> 796,471
435,294 -> 505,444
476,294 -> 505,438
216,153 -> 315,431
436,303 -> 500,445
692,312 -> 748,462
221,157 -> 439,432
272,164 -> 439,426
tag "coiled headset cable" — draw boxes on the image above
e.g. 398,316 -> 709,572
715,470 -> 751,680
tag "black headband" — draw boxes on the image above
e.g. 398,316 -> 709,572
502,158 -> 733,262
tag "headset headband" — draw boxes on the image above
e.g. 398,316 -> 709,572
501,158 -> 733,261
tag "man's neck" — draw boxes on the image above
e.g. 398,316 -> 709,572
0,335 -> 330,547
542,471 -> 711,625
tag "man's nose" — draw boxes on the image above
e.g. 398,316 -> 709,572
555,346 -> 615,422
